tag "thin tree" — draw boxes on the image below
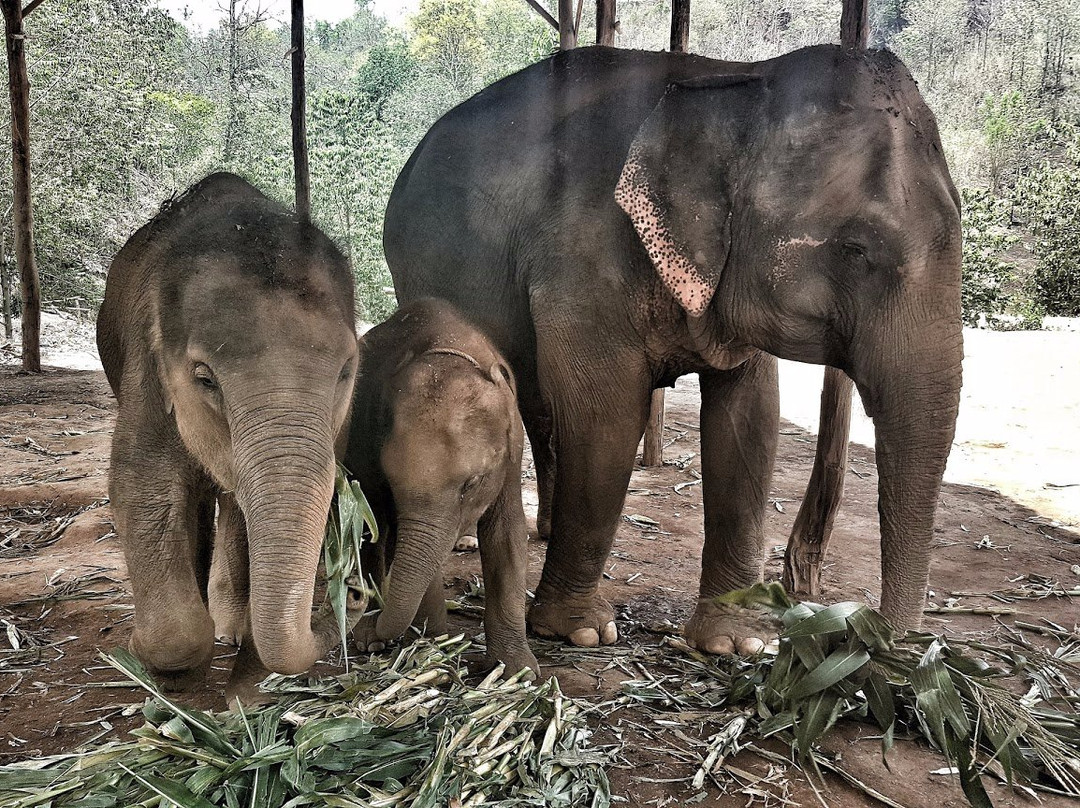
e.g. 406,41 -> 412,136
2,0 -> 45,372
291,0 -> 309,222
782,0 -> 865,596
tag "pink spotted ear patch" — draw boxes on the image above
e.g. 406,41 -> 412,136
615,149 -> 720,317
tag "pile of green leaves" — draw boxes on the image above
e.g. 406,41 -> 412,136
621,583 -> 1080,806
0,638 -> 611,808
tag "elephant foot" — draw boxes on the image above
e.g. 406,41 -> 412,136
528,592 -> 618,648
454,535 -> 479,552
130,619 -> 215,691
225,639 -> 273,707
351,613 -> 386,653
487,641 -> 540,678
208,600 -> 248,646
684,599 -> 779,655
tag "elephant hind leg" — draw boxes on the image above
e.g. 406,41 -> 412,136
519,376 -> 554,543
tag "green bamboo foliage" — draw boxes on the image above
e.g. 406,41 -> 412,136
323,464 -> 381,669
625,583 -> 1080,804
0,640 -> 611,808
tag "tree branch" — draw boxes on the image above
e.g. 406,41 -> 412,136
521,0 -> 558,31
22,0 -> 46,17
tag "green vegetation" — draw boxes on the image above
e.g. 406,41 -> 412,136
0,641 -> 610,807
0,0 -> 1076,326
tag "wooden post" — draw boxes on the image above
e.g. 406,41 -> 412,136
669,0 -> 690,52
1,234 -> 11,339
840,0 -> 869,51
641,388 -> 665,466
595,0 -> 616,45
783,367 -> 854,595
558,0 -> 576,49
291,0 -> 311,222
2,0 -> 40,371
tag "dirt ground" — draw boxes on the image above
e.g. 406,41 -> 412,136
1,319 -> 1078,807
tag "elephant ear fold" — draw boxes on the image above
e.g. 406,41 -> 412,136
487,360 -> 516,394
615,74 -> 765,317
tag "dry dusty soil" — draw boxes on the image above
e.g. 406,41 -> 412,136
1,316 -> 1078,807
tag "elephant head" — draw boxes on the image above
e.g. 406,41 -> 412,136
371,347 -> 519,644
616,46 -> 962,630
153,188 -> 359,675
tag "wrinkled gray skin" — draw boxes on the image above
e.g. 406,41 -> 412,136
97,172 -> 365,694
384,46 -> 963,652
345,299 -> 537,676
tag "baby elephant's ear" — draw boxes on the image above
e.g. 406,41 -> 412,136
487,361 -> 515,393
615,74 -> 766,318
391,348 -> 417,376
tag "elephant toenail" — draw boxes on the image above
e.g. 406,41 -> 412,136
600,621 -> 618,644
568,627 -> 600,647
704,636 -> 737,654
736,637 -> 765,655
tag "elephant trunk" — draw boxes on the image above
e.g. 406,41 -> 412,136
858,322 -> 963,632
231,394 -> 339,675
375,515 -> 454,642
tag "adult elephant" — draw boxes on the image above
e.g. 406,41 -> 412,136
384,45 -> 962,652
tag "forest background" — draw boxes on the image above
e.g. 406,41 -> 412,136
0,0 -> 1076,330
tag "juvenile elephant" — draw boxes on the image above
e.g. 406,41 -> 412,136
97,172 -> 364,691
385,45 -> 963,651
345,298 -> 537,676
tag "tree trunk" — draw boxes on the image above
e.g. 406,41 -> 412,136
642,388 -> 665,466
558,0 -> 576,49
596,0 -> 616,46
783,367 -> 853,595
669,0 -> 690,52
224,0 -> 239,164
1,234 -> 12,340
840,0 -> 869,50
291,0 -> 310,222
2,0 -> 40,372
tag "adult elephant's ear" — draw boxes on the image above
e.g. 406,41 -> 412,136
616,74 -> 765,317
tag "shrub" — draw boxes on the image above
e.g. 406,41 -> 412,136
1015,126 -> 1080,317
960,188 -> 1018,326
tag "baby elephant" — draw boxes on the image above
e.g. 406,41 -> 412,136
98,173 -> 365,695
346,298 -> 537,676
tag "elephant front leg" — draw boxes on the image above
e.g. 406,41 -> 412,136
478,471 -> 537,676
110,420 -> 216,690
527,353 -> 650,648
208,493 -> 250,646
688,354 -> 781,655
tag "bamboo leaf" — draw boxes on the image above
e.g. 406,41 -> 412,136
863,670 -> 896,763
784,601 -> 864,638
119,764 -> 218,808
786,645 -> 870,700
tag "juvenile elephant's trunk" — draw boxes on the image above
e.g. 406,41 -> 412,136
375,516 -> 455,642
231,394 -> 341,675
857,320 -> 963,632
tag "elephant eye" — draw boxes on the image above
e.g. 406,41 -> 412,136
339,360 -> 354,383
462,474 -> 484,494
841,241 -> 867,259
193,363 -> 218,391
